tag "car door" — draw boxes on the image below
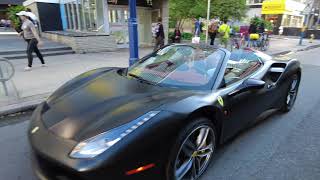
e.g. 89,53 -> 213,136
219,50 -> 265,140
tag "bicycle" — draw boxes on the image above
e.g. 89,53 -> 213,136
0,58 -> 15,96
248,32 -> 270,51
259,32 -> 270,51
230,33 -> 246,51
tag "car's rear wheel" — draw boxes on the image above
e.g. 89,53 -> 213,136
280,73 -> 300,112
167,118 -> 216,180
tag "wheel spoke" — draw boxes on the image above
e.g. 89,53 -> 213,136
185,138 -> 197,152
191,158 -> 197,179
196,143 -> 214,158
195,157 -> 201,171
174,125 -> 215,180
182,143 -> 194,157
176,158 -> 193,180
196,128 -> 209,149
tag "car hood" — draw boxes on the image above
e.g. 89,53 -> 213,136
41,69 -> 192,142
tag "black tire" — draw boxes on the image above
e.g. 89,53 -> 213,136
166,118 -> 217,180
280,73 -> 300,113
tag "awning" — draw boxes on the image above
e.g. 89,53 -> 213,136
262,0 -> 286,15
262,0 -> 306,15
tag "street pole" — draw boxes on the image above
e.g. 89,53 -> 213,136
205,0 -> 211,44
128,0 -> 139,66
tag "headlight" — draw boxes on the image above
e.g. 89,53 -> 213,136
70,111 -> 160,159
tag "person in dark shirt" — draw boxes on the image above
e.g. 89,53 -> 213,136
258,22 -> 265,34
154,17 -> 165,51
171,26 -> 181,43
248,22 -> 257,34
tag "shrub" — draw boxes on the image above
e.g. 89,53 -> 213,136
182,32 -> 193,40
6,5 -> 26,31
250,17 -> 274,31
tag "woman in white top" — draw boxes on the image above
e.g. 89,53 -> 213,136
16,11 -> 46,71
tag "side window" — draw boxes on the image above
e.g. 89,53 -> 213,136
223,50 -> 262,86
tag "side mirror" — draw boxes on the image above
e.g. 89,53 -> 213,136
229,78 -> 265,96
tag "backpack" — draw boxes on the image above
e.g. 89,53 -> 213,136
208,24 -> 217,33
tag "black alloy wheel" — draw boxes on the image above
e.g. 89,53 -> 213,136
167,118 -> 216,180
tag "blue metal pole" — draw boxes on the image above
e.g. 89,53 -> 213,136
128,0 -> 139,66
60,4 -> 67,30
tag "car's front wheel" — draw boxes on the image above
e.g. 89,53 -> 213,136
167,118 -> 216,180
281,73 -> 300,112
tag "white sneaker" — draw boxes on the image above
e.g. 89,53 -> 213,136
41,64 -> 48,67
24,67 -> 32,71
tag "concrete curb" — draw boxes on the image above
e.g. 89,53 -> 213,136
0,44 -> 319,117
0,101 -> 40,117
271,44 -> 320,56
0,94 -> 49,117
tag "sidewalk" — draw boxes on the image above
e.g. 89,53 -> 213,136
0,34 -> 68,52
0,49 -> 152,116
0,37 -> 319,116
267,36 -> 320,55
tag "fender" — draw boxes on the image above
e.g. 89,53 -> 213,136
276,59 -> 301,84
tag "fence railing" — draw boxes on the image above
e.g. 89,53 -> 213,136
0,58 -> 15,96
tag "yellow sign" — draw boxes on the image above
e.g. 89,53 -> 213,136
262,0 -> 286,15
217,96 -> 224,107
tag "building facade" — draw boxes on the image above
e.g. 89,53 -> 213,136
23,0 -> 169,52
246,0 -> 265,19
262,0 -> 306,31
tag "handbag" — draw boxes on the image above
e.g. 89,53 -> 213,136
192,36 -> 200,44
250,33 -> 260,40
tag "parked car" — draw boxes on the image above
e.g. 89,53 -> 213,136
28,44 -> 301,180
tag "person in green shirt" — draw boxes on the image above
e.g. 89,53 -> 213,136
218,20 -> 231,49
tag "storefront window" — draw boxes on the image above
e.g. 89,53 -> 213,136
124,10 -> 129,21
282,14 -> 303,27
109,9 -> 123,24
64,0 -> 99,32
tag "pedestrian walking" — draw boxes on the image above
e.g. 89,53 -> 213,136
208,20 -> 218,45
218,19 -> 231,49
26,8 -> 41,37
16,11 -> 46,71
299,26 -> 306,45
154,17 -> 165,51
171,26 -> 181,43
194,18 -> 202,37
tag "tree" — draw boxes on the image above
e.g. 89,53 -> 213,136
6,5 -> 26,32
169,0 -> 195,29
210,0 -> 247,21
170,0 -> 247,29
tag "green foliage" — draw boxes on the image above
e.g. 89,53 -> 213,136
169,0 -> 195,29
181,32 -> 193,40
210,0 -> 247,20
6,5 -> 25,29
170,0 -> 247,29
250,17 -> 274,31
232,26 -> 240,33
264,20 -> 274,31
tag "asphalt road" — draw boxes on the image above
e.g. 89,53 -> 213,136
0,48 -> 320,180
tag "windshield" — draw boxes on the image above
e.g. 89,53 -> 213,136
127,45 -> 225,90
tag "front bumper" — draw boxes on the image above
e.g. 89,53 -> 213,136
28,103 -> 183,180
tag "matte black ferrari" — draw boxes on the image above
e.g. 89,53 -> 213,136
29,44 -> 301,180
